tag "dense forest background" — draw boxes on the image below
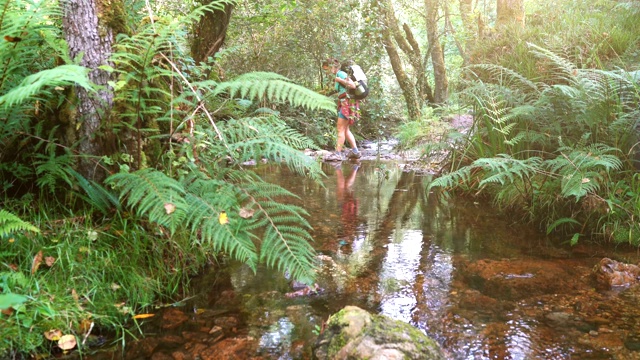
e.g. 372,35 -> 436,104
1,0 -> 639,356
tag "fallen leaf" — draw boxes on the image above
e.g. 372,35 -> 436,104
1,307 -> 14,316
44,329 -> 62,341
31,250 -> 43,274
582,178 -> 590,183
71,289 -> 83,310
58,334 -> 77,351
133,313 -> 155,319
239,207 -> 255,219
45,256 -> 55,267
219,211 -> 228,225
79,319 -> 93,334
111,283 -> 121,291
164,203 -> 176,214
8,238 -> 14,243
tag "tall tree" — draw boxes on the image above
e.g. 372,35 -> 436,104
62,0 -> 116,180
496,0 -> 525,28
425,0 -> 448,104
376,0 -> 421,120
192,1 -> 235,65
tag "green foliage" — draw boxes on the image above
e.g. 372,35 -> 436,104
0,210 -> 39,238
0,65 -> 93,108
437,42 -> 640,245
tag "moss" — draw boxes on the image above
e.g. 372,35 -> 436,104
97,0 -> 131,37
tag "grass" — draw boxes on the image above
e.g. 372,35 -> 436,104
0,201 -> 207,357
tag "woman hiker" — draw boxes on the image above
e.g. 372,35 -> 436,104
322,58 -> 361,161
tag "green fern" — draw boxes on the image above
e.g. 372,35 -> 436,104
213,71 -> 336,113
546,144 -> 622,200
0,65 -> 93,108
0,210 -> 39,238
106,168 -> 188,233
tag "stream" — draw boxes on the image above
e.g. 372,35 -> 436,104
111,158 -> 640,360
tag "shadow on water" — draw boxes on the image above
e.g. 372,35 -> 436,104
116,160 -> 640,360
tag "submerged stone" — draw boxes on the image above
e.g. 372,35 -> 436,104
313,305 -> 445,360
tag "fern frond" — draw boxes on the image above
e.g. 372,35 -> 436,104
546,144 -> 622,200
106,168 -> 187,232
476,155 -> 542,186
465,64 -> 540,96
213,71 -> 335,112
0,210 -> 39,237
213,117 -> 324,180
0,65 -> 93,108
527,43 -> 578,85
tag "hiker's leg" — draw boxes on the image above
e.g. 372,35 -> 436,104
336,117 -> 349,152
345,126 -> 357,151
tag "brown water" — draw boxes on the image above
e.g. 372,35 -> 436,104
119,160 -> 640,360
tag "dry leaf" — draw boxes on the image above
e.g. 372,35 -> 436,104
133,313 -> 155,319
44,329 -> 62,341
111,283 -> 121,291
218,211 -> 229,225
239,208 -> 255,219
164,203 -> 176,214
58,334 -> 77,351
71,289 -> 83,310
1,307 -> 14,316
31,250 -> 43,274
582,178 -> 590,183
79,319 -> 93,334
45,256 -> 55,267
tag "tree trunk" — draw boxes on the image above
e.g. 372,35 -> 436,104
496,0 -> 525,28
425,0 -> 449,105
192,2 -> 234,65
377,1 -> 421,121
62,0 -> 115,181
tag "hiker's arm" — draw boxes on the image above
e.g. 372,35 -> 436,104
335,76 -> 356,89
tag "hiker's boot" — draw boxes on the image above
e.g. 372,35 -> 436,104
324,151 -> 344,162
348,149 -> 361,159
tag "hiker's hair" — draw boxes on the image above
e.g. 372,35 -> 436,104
322,58 -> 341,68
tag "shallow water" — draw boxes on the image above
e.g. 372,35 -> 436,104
122,160 -> 640,360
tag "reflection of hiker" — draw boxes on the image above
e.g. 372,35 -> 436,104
335,164 -> 359,240
322,58 -> 361,161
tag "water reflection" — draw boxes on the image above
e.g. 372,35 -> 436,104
133,161 -> 640,360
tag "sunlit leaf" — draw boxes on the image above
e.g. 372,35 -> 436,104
133,313 -> 155,319
218,211 -> 228,225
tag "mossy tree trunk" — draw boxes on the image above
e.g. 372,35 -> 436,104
425,0 -> 449,105
375,0 -> 421,121
191,2 -> 234,65
62,0 -> 115,181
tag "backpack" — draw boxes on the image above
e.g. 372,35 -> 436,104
341,60 -> 369,100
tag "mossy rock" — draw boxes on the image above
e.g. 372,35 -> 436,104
313,306 -> 445,360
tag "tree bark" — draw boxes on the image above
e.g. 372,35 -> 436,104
62,0 -> 115,181
425,0 -> 448,105
192,2 -> 234,65
496,0 -> 525,28
377,1 -> 421,120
